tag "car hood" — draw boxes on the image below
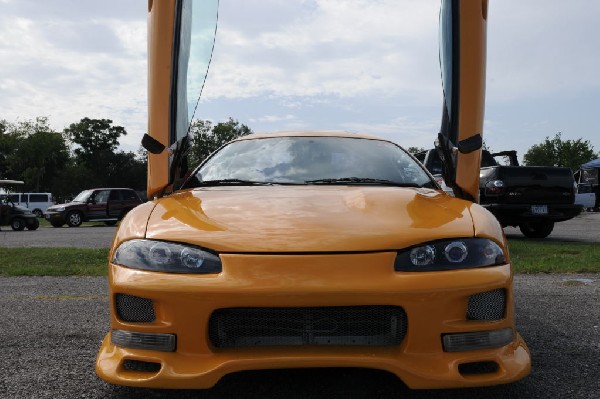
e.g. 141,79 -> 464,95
144,186 -> 476,253
48,201 -> 82,210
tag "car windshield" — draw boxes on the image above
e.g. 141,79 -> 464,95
187,136 -> 435,188
72,190 -> 93,203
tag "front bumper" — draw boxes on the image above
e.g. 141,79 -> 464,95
96,253 -> 531,389
44,210 -> 66,223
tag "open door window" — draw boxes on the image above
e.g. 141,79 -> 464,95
145,0 -> 219,199
436,0 -> 488,202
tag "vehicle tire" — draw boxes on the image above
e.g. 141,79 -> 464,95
27,218 -> 40,230
519,220 -> 555,238
10,217 -> 26,231
66,211 -> 83,227
104,221 -> 117,226
33,209 -> 43,218
51,221 -> 64,228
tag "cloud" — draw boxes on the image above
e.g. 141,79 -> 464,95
202,0 -> 440,103
487,0 -> 600,103
250,114 -> 297,123
0,1 -> 147,151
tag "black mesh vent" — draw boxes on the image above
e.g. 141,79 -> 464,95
122,359 -> 161,373
467,289 -> 506,321
209,306 -> 408,348
115,294 -> 156,323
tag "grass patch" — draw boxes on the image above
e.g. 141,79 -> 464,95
508,239 -> 600,273
0,248 -> 109,276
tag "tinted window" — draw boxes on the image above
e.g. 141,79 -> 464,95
109,190 -> 121,201
92,190 -> 110,203
194,136 -> 434,187
9,194 -> 20,202
29,194 -> 49,202
120,190 -> 139,201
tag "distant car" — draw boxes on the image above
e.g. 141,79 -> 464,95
3,192 -> 53,217
45,188 -> 143,227
0,180 -> 40,231
0,196 -> 40,231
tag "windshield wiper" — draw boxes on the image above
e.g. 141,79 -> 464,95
197,179 -> 271,186
305,177 -> 421,187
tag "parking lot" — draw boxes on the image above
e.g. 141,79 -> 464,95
0,213 -> 598,398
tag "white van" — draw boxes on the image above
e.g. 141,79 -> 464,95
5,193 -> 54,217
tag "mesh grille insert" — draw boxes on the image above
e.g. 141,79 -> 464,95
467,289 -> 506,321
209,306 -> 407,348
115,294 -> 155,323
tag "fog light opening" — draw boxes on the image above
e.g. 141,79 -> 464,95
122,359 -> 162,373
458,361 -> 499,376
111,329 -> 177,352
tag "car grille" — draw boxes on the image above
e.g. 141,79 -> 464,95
115,293 -> 156,323
208,306 -> 408,348
467,289 -> 506,321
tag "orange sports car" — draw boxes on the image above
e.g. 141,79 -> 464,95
96,0 -> 530,389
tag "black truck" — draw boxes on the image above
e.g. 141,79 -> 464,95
415,149 -> 582,238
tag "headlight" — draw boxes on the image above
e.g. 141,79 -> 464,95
53,207 -> 65,212
112,239 -> 222,274
395,238 -> 506,271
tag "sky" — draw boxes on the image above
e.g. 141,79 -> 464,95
0,0 -> 599,163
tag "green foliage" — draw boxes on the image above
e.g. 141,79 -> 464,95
0,116 -> 146,199
189,118 -> 252,166
63,118 -> 126,165
0,117 -> 69,192
61,117 -> 146,193
523,133 -> 597,171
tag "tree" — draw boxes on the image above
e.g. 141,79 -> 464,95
63,118 -> 126,168
406,146 -> 426,155
523,133 -> 597,171
2,117 -> 69,191
0,119 -> 25,179
189,118 -> 252,166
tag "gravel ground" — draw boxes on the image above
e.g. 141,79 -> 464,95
0,274 -> 598,399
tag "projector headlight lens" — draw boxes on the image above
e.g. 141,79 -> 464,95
395,238 -> 506,271
113,239 -> 221,274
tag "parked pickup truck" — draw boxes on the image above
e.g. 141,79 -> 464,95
415,149 -> 582,238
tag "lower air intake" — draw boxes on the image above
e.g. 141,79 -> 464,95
209,306 -> 407,348
467,289 -> 506,321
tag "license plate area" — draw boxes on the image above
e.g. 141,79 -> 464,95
530,205 -> 548,215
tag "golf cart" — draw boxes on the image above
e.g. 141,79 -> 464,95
0,180 -> 40,231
